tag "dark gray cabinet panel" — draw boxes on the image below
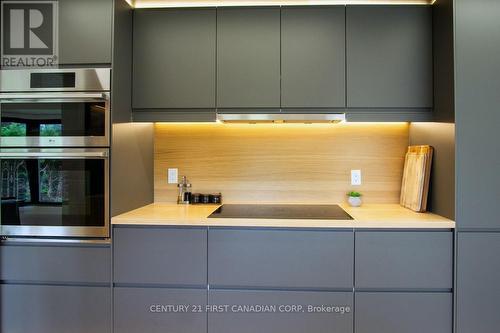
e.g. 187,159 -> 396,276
209,289 -> 353,333
58,0 -> 113,65
114,287 -> 207,333
456,233 -> 500,333
346,6 -> 432,108
455,0 -> 500,230
355,231 -> 453,289
281,7 -> 345,108
0,243 -> 110,283
133,9 -> 216,109
0,284 -> 111,333
355,292 -> 452,333
209,229 -> 353,288
114,227 -> 207,285
217,8 -> 281,108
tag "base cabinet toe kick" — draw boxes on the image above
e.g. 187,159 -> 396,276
110,226 -> 454,333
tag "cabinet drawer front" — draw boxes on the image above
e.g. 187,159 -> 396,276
355,231 -> 453,289
209,289 -> 353,333
0,243 -> 110,284
114,287 -> 207,333
113,227 -> 207,285
209,229 -> 353,288
355,292 -> 452,333
0,284 -> 111,333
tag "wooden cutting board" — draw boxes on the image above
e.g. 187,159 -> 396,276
400,145 -> 434,212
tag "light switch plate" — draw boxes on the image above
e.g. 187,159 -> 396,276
167,168 -> 178,184
351,170 -> 362,186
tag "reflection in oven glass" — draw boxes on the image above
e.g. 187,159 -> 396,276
1,159 -> 104,227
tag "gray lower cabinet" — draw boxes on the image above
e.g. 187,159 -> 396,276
114,287 -> 207,333
0,242 -> 110,284
346,5 -> 432,109
355,231 -> 453,289
456,233 -> 500,333
355,292 -> 452,333
58,0 -> 113,65
217,7 -> 281,109
132,9 -> 216,110
209,229 -> 353,289
113,227 -> 207,286
209,289 -> 353,333
281,6 -> 346,108
0,284 -> 111,333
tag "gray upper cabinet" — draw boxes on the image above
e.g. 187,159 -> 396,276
217,8 -> 281,109
133,9 -> 216,109
209,229 -> 353,289
346,6 -> 433,109
281,6 -> 346,108
58,0 -> 113,65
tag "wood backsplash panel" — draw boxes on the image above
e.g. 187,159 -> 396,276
154,123 -> 409,204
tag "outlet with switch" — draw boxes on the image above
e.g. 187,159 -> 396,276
351,170 -> 362,186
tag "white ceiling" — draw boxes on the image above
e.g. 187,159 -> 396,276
128,0 -> 434,9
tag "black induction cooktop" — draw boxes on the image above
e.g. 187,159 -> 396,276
208,204 -> 353,220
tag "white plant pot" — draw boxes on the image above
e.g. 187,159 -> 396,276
348,196 -> 362,207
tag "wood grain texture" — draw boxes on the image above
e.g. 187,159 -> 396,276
400,145 -> 433,212
154,123 -> 409,204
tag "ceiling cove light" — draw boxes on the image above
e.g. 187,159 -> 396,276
130,0 -> 433,8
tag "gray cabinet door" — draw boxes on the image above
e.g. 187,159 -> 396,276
355,231 -> 453,289
209,229 -> 353,289
456,233 -> 500,333
58,0 -> 113,65
113,227 -> 207,285
209,289 -> 353,333
217,8 -> 281,108
281,6 -> 345,108
0,242 -> 110,284
355,292 -> 452,333
346,5 -> 432,108
114,287 -> 207,333
455,0 -> 500,230
133,9 -> 216,109
0,284 -> 111,333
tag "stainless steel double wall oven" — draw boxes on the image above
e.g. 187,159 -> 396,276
0,68 -> 111,238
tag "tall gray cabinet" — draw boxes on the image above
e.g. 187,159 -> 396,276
346,6 -> 433,110
454,0 -> 500,332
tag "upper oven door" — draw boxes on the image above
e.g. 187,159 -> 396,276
0,148 -> 109,238
0,92 -> 110,147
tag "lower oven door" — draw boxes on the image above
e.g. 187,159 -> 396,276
0,148 -> 109,238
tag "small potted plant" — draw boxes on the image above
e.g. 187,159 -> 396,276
347,191 -> 362,207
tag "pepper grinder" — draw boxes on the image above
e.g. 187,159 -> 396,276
177,176 -> 192,204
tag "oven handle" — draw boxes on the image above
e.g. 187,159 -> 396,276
0,92 -> 108,103
0,151 -> 108,159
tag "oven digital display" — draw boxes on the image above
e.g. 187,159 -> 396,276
30,72 -> 76,88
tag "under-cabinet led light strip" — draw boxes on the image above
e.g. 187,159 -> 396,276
127,0 -> 434,9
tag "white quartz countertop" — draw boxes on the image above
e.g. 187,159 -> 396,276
111,203 -> 455,229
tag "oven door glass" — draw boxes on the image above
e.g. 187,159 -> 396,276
0,94 -> 109,147
0,149 -> 109,237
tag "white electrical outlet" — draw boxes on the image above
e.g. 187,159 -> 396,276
351,170 -> 362,186
167,168 -> 178,184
